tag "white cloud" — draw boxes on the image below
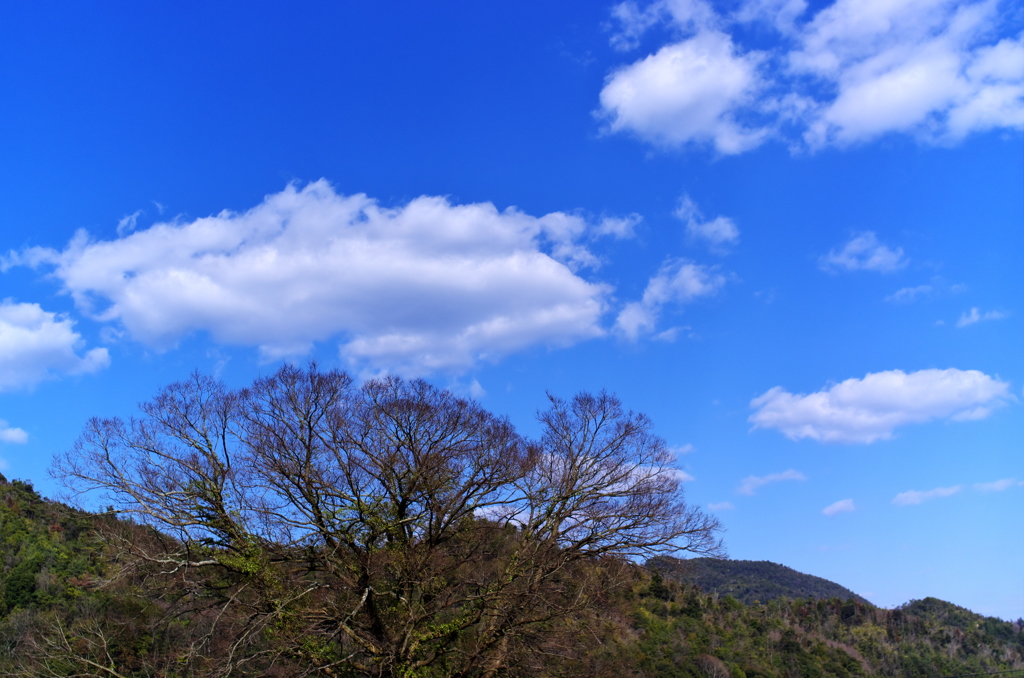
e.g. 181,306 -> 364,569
689,216 -> 741,249
116,210 -> 142,237
13,181 -> 624,375
820,232 -> 907,273
947,34 -> 1024,137
956,307 -> 1008,327
885,278 -> 965,303
468,379 -> 486,400
974,478 -> 1019,492
0,300 -> 110,390
615,258 -> 726,339
885,284 -> 933,303
607,0 -> 721,51
670,468 -> 697,482
795,0 -> 1024,147
652,326 -> 686,342
670,443 -> 696,456
595,213 -> 643,239
448,377 -> 488,400
822,498 -> 855,516
598,29 -> 769,154
675,195 -> 740,252
0,421 -> 28,444
738,469 -> 806,495
708,501 -> 735,511
750,368 -> 1011,444
601,0 -> 1023,152
892,485 -> 961,506
608,1 -> 670,52
734,0 -> 809,34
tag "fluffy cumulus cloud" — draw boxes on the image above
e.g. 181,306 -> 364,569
11,181 -> 621,375
0,421 -> 28,444
892,485 -> 961,505
599,0 -> 1024,152
0,300 -> 109,390
822,498 -> 855,516
794,0 -> 1024,146
750,368 -> 1011,443
820,232 -> 907,273
599,29 -> 768,154
615,258 -> 726,339
737,469 -> 806,495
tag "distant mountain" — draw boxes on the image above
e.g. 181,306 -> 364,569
650,556 -> 872,606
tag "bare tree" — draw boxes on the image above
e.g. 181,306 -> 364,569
516,391 -> 722,559
53,364 -> 723,677
12,612 -> 136,678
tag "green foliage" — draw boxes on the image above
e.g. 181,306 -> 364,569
0,474 -> 1021,677
650,556 -> 870,606
0,476 -> 104,616
610,570 -> 1024,678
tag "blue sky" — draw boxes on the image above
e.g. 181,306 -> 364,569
0,0 -> 1021,619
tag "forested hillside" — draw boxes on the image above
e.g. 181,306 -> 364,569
650,556 -> 870,605
616,572 -> 1024,677
0,474 -> 1021,677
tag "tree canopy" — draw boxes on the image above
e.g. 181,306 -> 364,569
51,364 -> 723,677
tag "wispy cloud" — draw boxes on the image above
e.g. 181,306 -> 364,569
116,210 -> 143,236
738,469 -> 806,495
670,469 -> 696,483
675,195 -> 740,253
886,278 -> 966,304
750,368 -> 1011,444
885,285 -> 933,303
974,478 -> 1020,492
708,501 -> 735,511
669,443 -> 695,457
892,485 -> 961,506
957,307 -> 1008,327
822,498 -> 855,516
820,232 -> 906,273
595,213 -> 643,239
615,259 -> 726,340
